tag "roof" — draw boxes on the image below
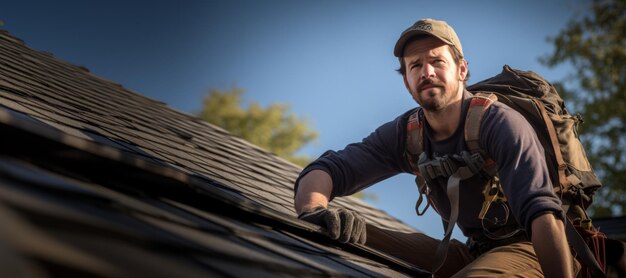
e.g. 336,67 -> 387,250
0,30 -> 428,277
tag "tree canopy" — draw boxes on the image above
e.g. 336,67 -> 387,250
541,0 -> 626,216
198,88 -> 318,167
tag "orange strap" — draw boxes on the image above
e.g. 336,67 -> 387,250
465,93 -> 497,154
405,110 -> 424,174
465,93 -> 498,176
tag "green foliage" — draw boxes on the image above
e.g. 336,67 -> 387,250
353,191 -> 379,202
198,88 -> 318,167
541,0 -> 626,216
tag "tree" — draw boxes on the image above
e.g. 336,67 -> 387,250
541,0 -> 626,216
198,88 -> 318,167
199,88 -> 379,202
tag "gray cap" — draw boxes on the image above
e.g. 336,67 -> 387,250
393,18 -> 463,57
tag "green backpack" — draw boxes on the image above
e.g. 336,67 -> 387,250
405,65 -> 605,277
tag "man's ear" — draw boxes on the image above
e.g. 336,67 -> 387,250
458,59 -> 468,81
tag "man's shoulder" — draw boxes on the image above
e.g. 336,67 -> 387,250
478,97 -> 533,135
483,98 -> 525,121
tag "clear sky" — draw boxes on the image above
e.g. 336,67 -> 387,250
2,0 -> 589,240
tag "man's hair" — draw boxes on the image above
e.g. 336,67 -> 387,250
395,37 -> 470,84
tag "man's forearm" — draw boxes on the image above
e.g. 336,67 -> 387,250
531,213 -> 574,278
294,170 -> 333,215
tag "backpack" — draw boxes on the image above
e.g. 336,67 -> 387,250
405,65 -> 606,277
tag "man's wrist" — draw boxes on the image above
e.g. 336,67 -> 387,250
298,205 -> 326,218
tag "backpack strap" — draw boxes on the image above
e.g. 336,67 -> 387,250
464,93 -> 498,176
405,109 -> 432,215
532,98 -> 572,193
405,109 -> 424,174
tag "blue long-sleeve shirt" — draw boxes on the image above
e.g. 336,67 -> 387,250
296,91 -> 563,239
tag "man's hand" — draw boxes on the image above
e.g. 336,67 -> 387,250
298,206 -> 367,244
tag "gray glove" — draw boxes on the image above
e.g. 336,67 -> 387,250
298,206 -> 367,244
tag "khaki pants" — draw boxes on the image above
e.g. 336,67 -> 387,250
366,225 -> 580,277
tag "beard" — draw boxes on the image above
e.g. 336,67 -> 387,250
414,79 -> 460,112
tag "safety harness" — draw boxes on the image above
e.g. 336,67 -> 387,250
405,93 -> 604,277
408,94 -> 500,215
406,94 -> 502,275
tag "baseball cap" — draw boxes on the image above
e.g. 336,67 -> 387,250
393,18 -> 463,57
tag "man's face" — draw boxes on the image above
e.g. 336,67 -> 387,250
402,36 -> 467,112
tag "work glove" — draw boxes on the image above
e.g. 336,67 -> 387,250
298,206 -> 367,244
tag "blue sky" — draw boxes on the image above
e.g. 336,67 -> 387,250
2,0 -> 588,240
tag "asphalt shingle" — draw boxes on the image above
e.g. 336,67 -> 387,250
0,29 -> 427,277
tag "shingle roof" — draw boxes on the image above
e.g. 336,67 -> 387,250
0,30 -> 428,277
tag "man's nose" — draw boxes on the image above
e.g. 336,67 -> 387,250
420,64 -> 435,80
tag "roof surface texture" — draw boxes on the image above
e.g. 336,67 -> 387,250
0,30 -> 429,277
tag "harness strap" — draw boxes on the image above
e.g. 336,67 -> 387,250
431,166 -> 474,276
406,110 -> 424,174
465,93 -> 498,177
406,110 -> 432,215
465,93 -> 497,156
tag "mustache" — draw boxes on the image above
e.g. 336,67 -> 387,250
417,79 -> 443,91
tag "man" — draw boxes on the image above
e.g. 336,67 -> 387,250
294,19 -> 578,277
